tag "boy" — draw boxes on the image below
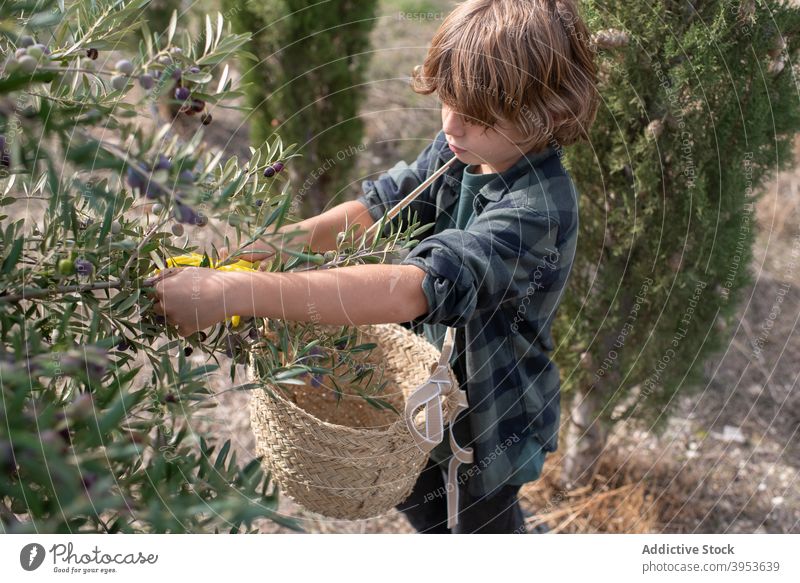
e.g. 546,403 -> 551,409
148,0 -> 598,533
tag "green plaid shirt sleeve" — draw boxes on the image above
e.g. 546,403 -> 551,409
400,201 -> 561,327
356,130 -> 579,499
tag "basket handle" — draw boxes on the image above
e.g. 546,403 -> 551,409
404,326 -> 457,448
404,326 -> 474,529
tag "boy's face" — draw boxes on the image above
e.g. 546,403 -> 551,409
440,102 -> 537,174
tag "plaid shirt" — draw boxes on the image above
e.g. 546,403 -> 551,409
356,130 -> 579,499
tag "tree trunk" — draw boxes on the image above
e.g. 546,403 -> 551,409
558,280 -> 639,489
559,380 -> 609,490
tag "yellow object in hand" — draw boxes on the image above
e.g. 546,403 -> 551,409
151,252 -> 257,328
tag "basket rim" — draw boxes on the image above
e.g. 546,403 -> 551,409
247,322 -> 460,439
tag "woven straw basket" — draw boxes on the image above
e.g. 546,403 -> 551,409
247,322 -> 473,527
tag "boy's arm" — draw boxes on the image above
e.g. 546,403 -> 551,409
228,262 -> 430,326
355,131 -> 445,233
224,198 -> 436,325
228,200 -> 376,263
233,130 -> 445,262
299,200 -> 377,250
226,134 -> 450,322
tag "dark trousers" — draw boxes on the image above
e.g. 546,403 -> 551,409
395,457 -> 527,533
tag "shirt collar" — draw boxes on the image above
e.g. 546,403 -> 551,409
435,130 -> 559,202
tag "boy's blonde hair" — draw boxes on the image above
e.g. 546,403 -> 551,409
411,0 -> 599,151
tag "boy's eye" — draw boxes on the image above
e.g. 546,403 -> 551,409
463,115 -> 491,129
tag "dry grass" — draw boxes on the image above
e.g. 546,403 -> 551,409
520,448 -> 690,534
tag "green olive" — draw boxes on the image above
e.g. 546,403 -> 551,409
58,258 -> 75,276
114,59 -> 134,75
17,55 -> 37,73
25,44 -> 44,60
110,74 -> 129,91
3,57 -> 20,74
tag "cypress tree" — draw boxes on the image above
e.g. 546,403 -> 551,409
556,0 -> 800,487
224,0 -> 379,218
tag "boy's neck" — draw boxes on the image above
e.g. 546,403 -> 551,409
467,162 -> 502,175
473,158 -> 517,175
474,144 -> 548,174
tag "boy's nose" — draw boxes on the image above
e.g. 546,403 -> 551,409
442,109 -> 464,138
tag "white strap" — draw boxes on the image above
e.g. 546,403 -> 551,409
404,366 -> 448,448
438,325 -> 456,364
404,326 -> 474,530
445,387 -> 472,529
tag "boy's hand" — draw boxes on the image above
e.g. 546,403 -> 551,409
219,224 -> 309,266
218,245 -> 276,264
219,245 -> 276,272
145,267 -> 245,337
